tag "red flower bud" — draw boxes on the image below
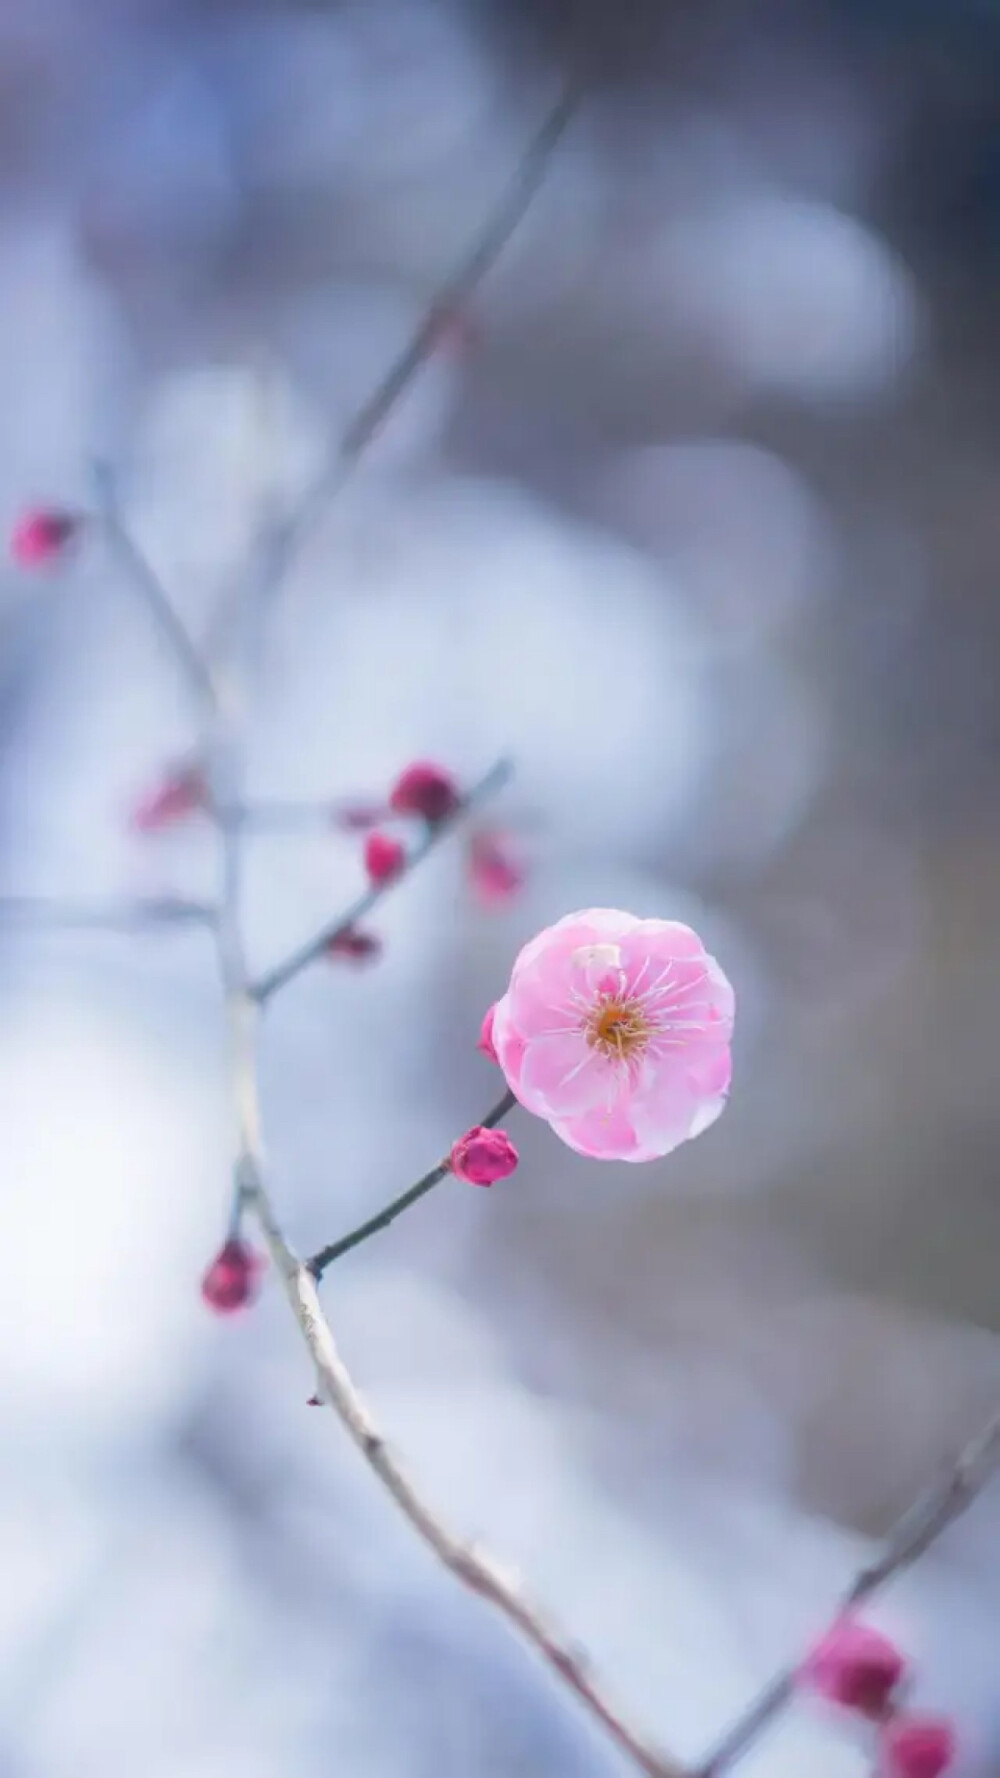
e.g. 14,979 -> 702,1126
467,829 -> 524,907
201,1238 -> 262,1314
325,926 -> 382,965
388,762 -> 460,825
801,1619 -> 907,1717
878,1713 -> 957,1778
10,506 -> 82,567
364,831 -> 406,885
477,1003 -> 499,1064
130,765 -> 206,834
448,1126 -> 518,1186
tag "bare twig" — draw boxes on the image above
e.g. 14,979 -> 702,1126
270,1229 -> 686,1778
207,80 -> 581,661
0,895 -> 214,932
251,757 -> 512,1004
92,462 -> 216,711
695,1408 -> 1000,1777
64,77 -> 693,1778
308,1086 -> 517,1275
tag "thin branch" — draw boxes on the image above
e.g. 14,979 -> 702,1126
92,461 -> 216,711
0,895 -> 214,932
86,75 -> 687,1778
272,1234 -> 686,1778
206,80 -> 581,661
210,773 -> 684,1778
251,757 -> 513,1004
694,1407 -> 1000,1778
308,1086 -> 517,1275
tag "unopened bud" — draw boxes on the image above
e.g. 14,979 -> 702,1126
448,1125 -> 518,1187
364,831 -> 406,885
388,762 -> 460,825
201,1238 -> 262,1314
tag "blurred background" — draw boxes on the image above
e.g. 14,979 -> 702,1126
2,0 -> 1000,1773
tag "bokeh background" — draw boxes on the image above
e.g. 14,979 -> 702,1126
3,0 -> 1000,1773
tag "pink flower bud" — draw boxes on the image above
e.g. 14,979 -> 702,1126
478,1003 -> 499,1064
448,1126 -> 519,1186
130,765 -> 206,834
388,761 -> 460,825
467,829 -> 524,907
325,926 -> 382,965
364,831 -> 406,884
201,1238 -> 262,1314
801,1620 -> 907,1717
10,506 -> 82,567
878,1713 -> 957,1778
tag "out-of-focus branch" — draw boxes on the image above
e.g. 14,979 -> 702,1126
251,757 -> 512,1004
65,79 -> 690,1778
92,462 -> 217,711
207,80 -> 581,657
694,1407 -> 1000,1777
0,895 -> 214,932
308,1086 -> 517,1275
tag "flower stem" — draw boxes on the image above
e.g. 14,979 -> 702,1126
308,1087 -> 517,1276
251,758 -> 512,1004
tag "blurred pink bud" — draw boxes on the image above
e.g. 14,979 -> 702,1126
201,1238 -> 262,1314
801,1620 -> 907,1716
467,829 -> 524,907
10,506 -> 81,567
448,1126 -> 519,1186
130,765 -> 206,834
306,1394 -> 323,1406
878,1714 -> 957,1778
478,1003 -> 499,1064
330,800 -> 386,832
325,926 -> 382,965
388,761 -> 460,825
364,831 -> 406,884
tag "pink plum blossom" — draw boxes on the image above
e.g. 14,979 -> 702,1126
488,909 -> 733,1161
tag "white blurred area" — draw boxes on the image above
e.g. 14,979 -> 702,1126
2,2 -> 1000,1776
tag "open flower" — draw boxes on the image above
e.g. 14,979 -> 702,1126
489,909 -> 733,1161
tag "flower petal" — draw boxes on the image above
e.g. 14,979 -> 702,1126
549,1100 -> 658,1161
517,1030 -> 615,1118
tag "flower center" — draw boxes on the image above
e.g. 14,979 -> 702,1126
586,995 -> 650,1061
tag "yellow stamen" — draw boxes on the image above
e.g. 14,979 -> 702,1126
586,996 -> 650,1060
